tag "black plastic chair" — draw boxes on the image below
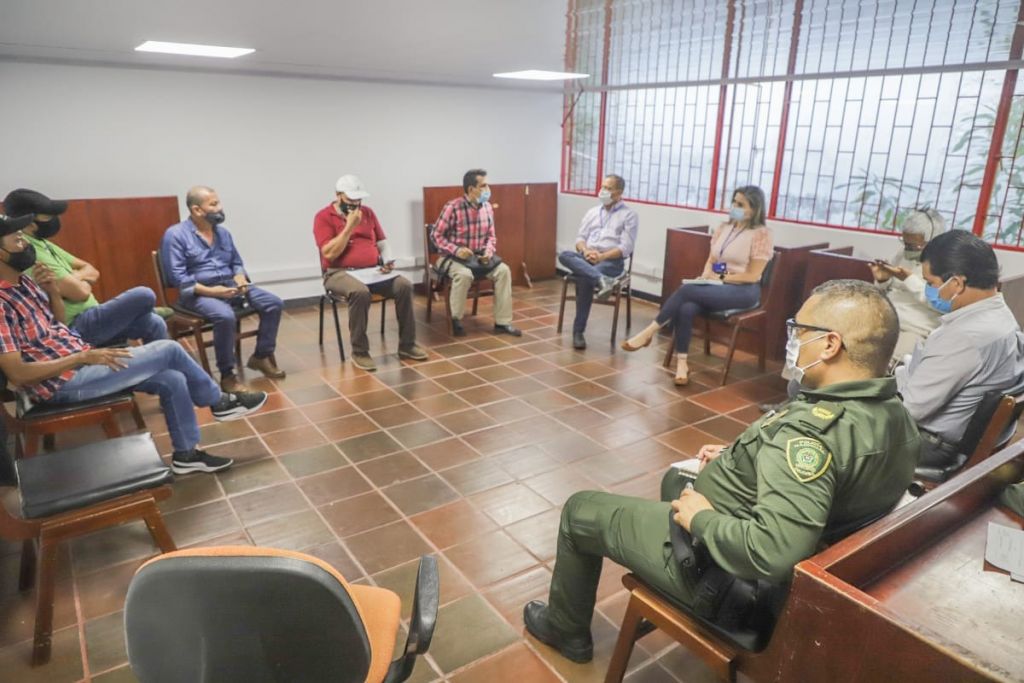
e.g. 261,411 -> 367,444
125,548 -> 438,683
318,269 -> 389,363
662,255 -> 777,385
556,255 -> 633,344
0,431 -> 175,665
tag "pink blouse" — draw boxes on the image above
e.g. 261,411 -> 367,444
708,223 -> 774,275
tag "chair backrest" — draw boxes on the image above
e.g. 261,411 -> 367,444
754,252 -> 778,309
960,390 -> 1024,470
125,546 -> 375,683
150,250 -> 174,307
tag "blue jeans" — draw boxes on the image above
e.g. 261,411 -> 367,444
179,285 -> 283,376
558,251 -> 625,334
71,286 -> 168,346
48,340 -> 222,453
656,282 -> 761,353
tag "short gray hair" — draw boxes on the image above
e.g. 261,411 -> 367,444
902,208 -> 947,240
605,174 -> 625,192
808,279 -> 898,376
185,186 -> 215,209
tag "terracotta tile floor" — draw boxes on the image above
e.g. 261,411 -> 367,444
0,280 -> 794,682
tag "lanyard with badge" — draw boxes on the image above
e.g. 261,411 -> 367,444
712,225 -> 743,277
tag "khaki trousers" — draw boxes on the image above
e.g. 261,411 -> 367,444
444,260 -> 513,325
324,271 -> 417,354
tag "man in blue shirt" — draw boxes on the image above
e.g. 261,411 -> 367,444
161,186 -> 285,392
557,174 -> 639,349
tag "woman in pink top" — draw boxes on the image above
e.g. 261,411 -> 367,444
622,186 -> 774,385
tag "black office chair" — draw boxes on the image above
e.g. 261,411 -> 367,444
0,432 -> 175,665
125,548 -> 438,683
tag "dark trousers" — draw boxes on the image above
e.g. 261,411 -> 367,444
324,272 -> 416,354
656,282 -> 760,353
558,251 -> 625,334
179,285 -> 283,376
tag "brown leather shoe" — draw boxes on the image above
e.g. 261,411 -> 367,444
246,354 -> 286,379
220,374 -> 247,393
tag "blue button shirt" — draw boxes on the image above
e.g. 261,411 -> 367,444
576,201 -> 639,257
160,218 -> 246,297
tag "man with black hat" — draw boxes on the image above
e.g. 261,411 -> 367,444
2,188 -> 168,347
0,213 -> 268,475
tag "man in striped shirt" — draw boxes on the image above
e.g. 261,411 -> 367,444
0,213 -> 267,475
431,169 -> 521,337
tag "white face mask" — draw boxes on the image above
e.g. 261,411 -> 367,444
781,332 -> 828,383
598,188 -> 614,206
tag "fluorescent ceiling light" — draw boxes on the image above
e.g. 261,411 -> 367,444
135,41 -> 254,59
493,70 -> 589,81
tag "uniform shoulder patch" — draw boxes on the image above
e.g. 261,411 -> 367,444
798,401 -> 845,433
785,437 -> 833,483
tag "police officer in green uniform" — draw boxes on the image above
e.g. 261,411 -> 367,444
523,279 -> 922,663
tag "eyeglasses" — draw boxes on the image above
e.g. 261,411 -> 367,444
785,318 -> 833,337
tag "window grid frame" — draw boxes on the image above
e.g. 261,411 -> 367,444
561,0 -> 1024,252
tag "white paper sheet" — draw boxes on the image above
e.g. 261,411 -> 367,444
345,267 -> 400,286
681,278 -> 724,286
985,522 -> 1024,582
669,458 -> 702,477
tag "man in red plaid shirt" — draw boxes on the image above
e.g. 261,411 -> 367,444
431,169 -> 521,337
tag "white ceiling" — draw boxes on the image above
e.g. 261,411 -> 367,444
0,0 -> 570,89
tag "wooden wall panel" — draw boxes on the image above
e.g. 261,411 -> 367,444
800,248 -> 874,302
44,197 -> 180,302
661,227 -> 711,302
523,183 -> 558,282
422,183 -> 557,287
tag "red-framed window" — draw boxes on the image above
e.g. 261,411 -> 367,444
562,0 -> 1024,250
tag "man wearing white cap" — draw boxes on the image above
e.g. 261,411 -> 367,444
313,175 -> 427,372
869,208 -> 950,360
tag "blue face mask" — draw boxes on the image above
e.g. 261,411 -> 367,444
478,189 -> 491,205
924,277 -> 957,314
729,206 -> 746,223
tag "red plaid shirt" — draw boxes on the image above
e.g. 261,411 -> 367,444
431,197 -> 497,258
0,275 -> 90,402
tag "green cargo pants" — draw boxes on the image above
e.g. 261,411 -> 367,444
546,489 -> 697,635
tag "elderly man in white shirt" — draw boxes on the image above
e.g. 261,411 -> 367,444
869,208 -> 948,360
895,230 -> 1024,468
557,174 -> 639,349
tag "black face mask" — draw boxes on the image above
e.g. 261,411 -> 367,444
339,202 -> 360,215
4,243 -> 37,272
204,210 -> 226,226
33,216 -> 61,239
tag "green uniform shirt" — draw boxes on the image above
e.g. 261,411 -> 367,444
24,234 -> 98,324
690,377 -> 920,582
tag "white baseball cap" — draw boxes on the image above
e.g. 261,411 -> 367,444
335,174 -> 370,200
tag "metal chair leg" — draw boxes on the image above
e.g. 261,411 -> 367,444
611,286 -> 623,345
556,277 -> 570,334
331,298 -> 345,362
318,295 -> 326,346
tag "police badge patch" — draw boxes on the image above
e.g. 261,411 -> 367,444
785,437 -> 832,483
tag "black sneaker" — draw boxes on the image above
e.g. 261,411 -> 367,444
211,390 -> 267,421
451,318 -> 466,337
171,448 -> 233,475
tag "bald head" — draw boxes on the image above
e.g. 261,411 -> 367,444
186,185 -> 215,209
802,279 -> 898,376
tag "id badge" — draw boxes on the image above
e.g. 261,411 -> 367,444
711,261 -> 728,275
